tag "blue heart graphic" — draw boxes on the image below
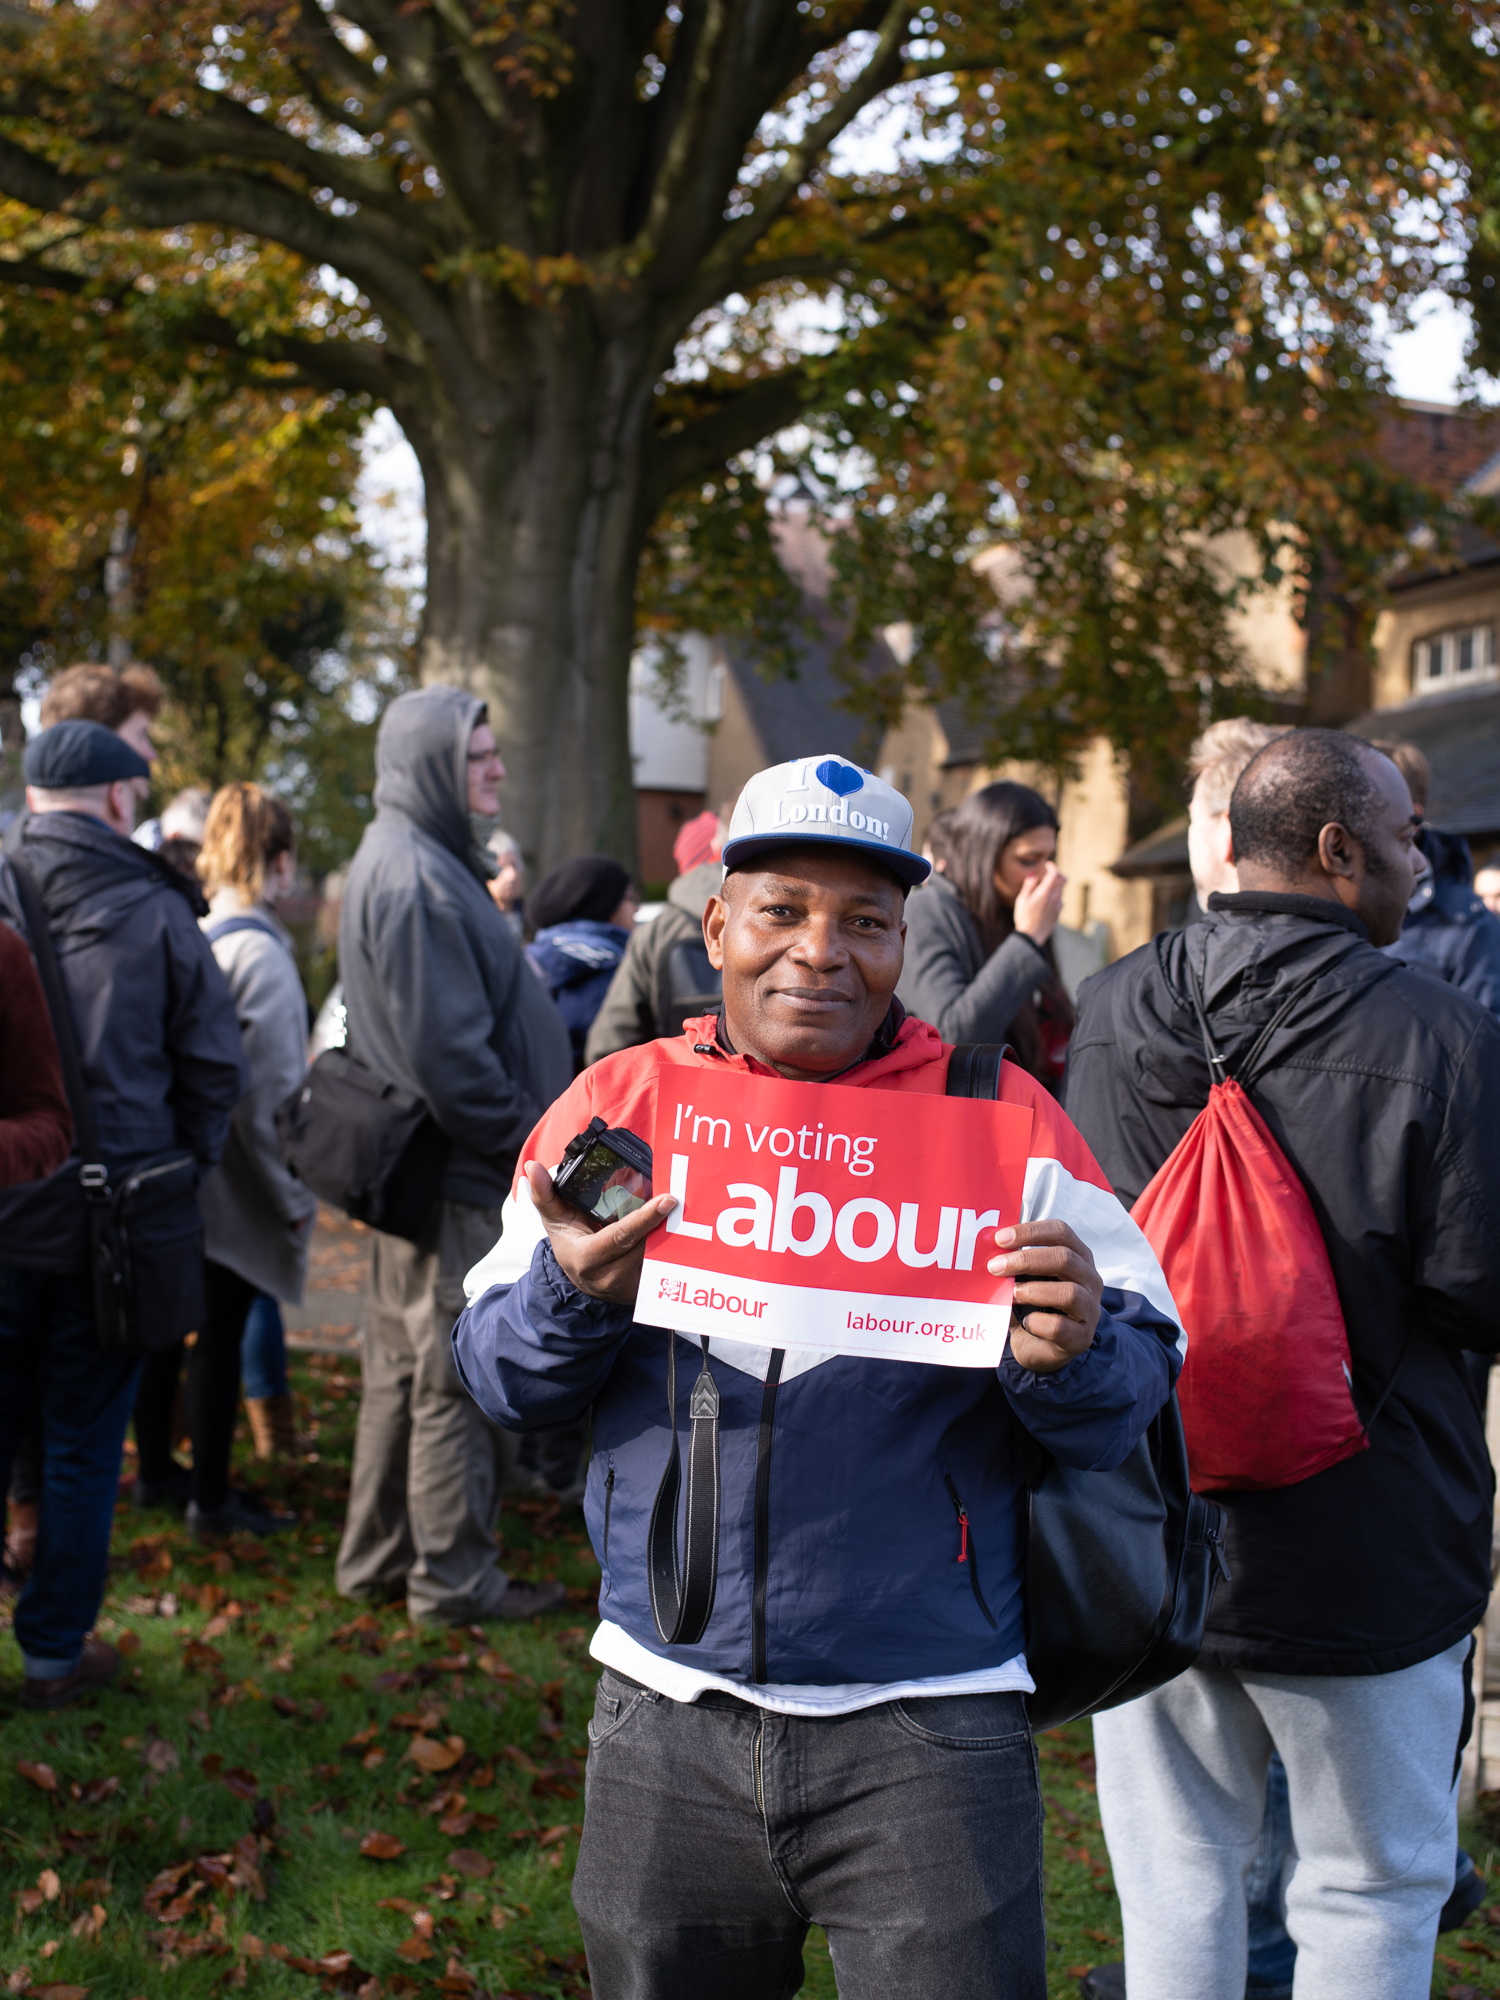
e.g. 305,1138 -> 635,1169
816,759 -> 864,797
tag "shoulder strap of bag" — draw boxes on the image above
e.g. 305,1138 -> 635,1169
945,1042 -> 1014,1100
6,856 -> 104,1174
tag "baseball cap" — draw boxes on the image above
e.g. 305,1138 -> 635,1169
720,755 -> 930,888
24,719 -> 151,789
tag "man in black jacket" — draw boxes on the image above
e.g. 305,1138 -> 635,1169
0,722 -> 245,1709
1066,729 -> 1500,2000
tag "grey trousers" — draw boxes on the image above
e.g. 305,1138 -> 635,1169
1093,1641 -> 1469,2000
335,1199 -> 514,1625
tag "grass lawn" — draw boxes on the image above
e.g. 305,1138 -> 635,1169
1,1350 -> 1491,1998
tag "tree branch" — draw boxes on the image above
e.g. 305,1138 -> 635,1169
0,139 -> 465,370
633,0 -> 732,264
692,0 -> 911,296
644,365 -> 809,513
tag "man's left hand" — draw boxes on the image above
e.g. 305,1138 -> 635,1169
987,1219 -> 1103,1374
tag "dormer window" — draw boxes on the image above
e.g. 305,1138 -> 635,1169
1411,623 -> 1498,692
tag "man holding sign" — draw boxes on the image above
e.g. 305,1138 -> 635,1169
454,757 -> 1182,2000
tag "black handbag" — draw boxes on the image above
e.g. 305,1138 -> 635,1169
8,856 -> 203,1354
947,1043 -> 1229,1729
276,1047 -> 450,1244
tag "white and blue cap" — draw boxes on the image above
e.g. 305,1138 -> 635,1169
720,755 -> 930,888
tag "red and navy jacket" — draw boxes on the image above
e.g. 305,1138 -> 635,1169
453,1013 -> 1182,1687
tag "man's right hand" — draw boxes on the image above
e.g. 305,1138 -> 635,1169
524,1159 -> 677,1305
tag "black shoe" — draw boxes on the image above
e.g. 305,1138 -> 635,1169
1079,1970 -> 1125,2000
1441,1849 -> 1487,1932
187,1490 -> 295,1539
134,1463 -> 192,1511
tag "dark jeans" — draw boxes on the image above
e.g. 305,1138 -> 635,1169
572,1672 -> 1045,2000
134,1260 -> 257,1511
0,1264 -> 141,1671
241,1293 -> 288,1401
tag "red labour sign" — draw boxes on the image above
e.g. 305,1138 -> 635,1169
637,1066 -> 1033,1368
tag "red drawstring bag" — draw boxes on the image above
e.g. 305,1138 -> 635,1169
1131,960 -> 1366,1494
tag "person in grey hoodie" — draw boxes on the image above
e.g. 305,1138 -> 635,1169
334,687 -> 572,1626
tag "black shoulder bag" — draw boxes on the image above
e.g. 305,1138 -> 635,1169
9,857 -> 204,1354
947,1042 -> 1229,1731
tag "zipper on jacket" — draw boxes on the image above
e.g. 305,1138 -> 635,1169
601,1462 -> 615,1596
944,1474 -> 997,1629
750,1350 -> 786,1684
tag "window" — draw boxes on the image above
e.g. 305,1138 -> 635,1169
1411,623 -> 1498,692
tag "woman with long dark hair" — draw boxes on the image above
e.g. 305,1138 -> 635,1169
896,780 -> 1075,1088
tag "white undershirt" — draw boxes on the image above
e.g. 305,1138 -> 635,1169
591,1619 -> 1033,1718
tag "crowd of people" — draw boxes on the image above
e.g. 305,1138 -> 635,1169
2,664 -> 1499,2000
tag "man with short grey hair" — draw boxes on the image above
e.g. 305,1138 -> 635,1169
1186,716 -> 1291,905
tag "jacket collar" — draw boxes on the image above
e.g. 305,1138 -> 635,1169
683,998 -> 943,1086
1206,889 -> 1369,941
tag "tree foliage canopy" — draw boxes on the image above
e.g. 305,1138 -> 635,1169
0,1 -> 1495,845
0,202 -> 410,870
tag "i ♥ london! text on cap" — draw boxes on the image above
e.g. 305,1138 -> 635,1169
719,756 -> 931,888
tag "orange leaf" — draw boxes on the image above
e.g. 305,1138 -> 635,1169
403,1735 -> 461,1774
359,1830 -> 405,1861
17,1760 -> 58,1793
395,1935 -> 433,1962
115,1631 -> 141,1658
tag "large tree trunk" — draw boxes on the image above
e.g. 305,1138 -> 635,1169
392,301 -> 663,881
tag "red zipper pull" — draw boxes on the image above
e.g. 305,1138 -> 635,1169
957,1510 -> 969,1564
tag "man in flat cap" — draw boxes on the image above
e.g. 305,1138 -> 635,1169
0,720 -> 245,1708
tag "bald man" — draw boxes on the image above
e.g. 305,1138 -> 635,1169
1065,729 -> 1500,2000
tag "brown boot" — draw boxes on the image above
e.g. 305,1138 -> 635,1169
22,1634 -> 121,1711
4,1498 -> 38,1579
245,1394 -> 298,1461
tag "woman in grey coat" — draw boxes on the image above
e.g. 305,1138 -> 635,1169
896,781 -> 1076,1090
133,784 -> 316,1537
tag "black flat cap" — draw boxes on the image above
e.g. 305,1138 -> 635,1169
25,719 -> 150,789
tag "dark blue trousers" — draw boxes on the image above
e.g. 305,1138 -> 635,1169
0,1266 -> 140,1673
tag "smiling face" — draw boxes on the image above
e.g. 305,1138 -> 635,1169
703,846 -> 907,1080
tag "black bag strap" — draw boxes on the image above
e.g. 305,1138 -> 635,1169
945,1043 -> 1013,1100
647,1332 -> 722,1646
6,856 -> 105,1180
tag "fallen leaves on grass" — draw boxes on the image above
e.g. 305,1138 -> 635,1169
446,1850 -> 491,1879
114,1631 -> 141,1658
30,1985 -> 91,2000
16,1760 -> 58,1793
395,1935 -> 433,1963
142,1738 -> 180,1776
221,1767 -> 260,1800
403,1734 -> 463,1774
475,1652 -> 519,1684
358,1830 -> 405,1861
71,1776 -> 120,1806
69,1903 -> 107,1940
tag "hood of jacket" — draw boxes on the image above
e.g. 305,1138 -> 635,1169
18,809 -> 204,936
1419,823 -> 1473,890
373,685 -> 485,866
1093,891 -> 1387,1119
527,919 -> 631,991
667,861 -> 723,922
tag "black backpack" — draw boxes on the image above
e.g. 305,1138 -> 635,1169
947,1043 -> 1228,1730
658,937 -> 722,1039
